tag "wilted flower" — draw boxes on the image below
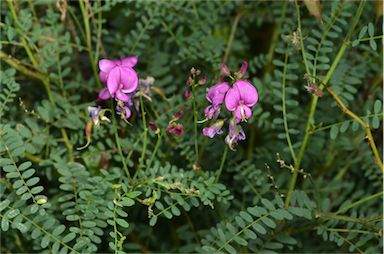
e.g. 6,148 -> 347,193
98,56 -> 138,102
167,123 -> 184,136
148,121 -> 159,134
116,101 -> 132,120
202,120 -> 224,138
225,80 -> 258,122
225,118 -> 246,150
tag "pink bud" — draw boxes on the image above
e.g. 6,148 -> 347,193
220,64 -> 230,76
236,61 -> 248,78
184,89 -> 191,99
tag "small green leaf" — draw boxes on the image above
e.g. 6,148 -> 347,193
252,223 -> 267,234
261,199 -> 275,211
0,200 -> 10,211
116,218 -> 129,228
330,125 -> 339,140
149,216 -> 157,226
62,232 -> 76,243
374,100 -> 382,114
223,243 -> 236,254
358,26 -> 367,39
367,22 -> 374,37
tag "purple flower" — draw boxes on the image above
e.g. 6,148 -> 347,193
202,120 -> 224,138
225,80 -> 258,122
206,82 -> 230,106
88,106 -> 100,120
98,56 -> 139,102
204,105 -> 220,120
225,119 -> 246,149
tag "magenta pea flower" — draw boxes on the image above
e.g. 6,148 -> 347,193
206,82 -> 230,106
202,120 -> 224,138
98,56 -> 139,102
225,80 -> 258,122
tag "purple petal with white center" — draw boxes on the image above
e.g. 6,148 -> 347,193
235,105 -> 252,121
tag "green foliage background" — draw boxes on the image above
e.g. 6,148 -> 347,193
0,0 -> 383,253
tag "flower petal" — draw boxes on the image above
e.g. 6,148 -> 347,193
121,56 -> 138,67
235,105 -> 252,121
124,107 -> 131,119
115,90 -> 130,102
234,80 -> 258,106
107,68 -> 120,95
225,87 -> 240,111
99,59 -> 116,72
120,67 -> 138,93
99,71 -> 108,83
98,88 -> 111,100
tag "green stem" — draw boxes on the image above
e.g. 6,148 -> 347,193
215,145 -> 228,183
282,46 -> 297,163
222,0 -> 243,64
146,133 -> 162,172
357,34 -> 384,42
111,105 -> 131,180
79,0 -> 102,89
335,191 -> 383,215
191,85 -> 199,164
285,0 -> 366,207
138,94 -> 148,171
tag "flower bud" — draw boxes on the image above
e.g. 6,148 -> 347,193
235,61 -> 248,78
220,64 -> 230,76
198,76 -> 207,85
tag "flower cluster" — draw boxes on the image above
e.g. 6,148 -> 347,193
202,62 -> 259,149
97,56 -> 140,120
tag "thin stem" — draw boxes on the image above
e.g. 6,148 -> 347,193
146,133 -> 162,172
111,105 -> 132,180
282,46 -> 297,163
222,0 -> 243,64
191,85 -> 199,164
94,0 -> 103,62
215,145 -> 228,183
357,34 -> 384,42
138,94 -> 148,171
285,0 -> 366,207
295,1 -> 310,75
321,81 -> 383,171
335,191 -> 383,215
79,0 -> 102,89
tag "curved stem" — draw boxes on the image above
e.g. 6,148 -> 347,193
282,46 -> 297,163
